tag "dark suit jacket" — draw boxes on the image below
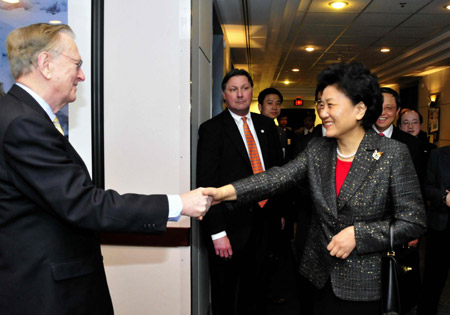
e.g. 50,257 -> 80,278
391,127 -> 424,183
0,85 -> 170,314
424,145 -> 450,231
197,109 -> 283,250
231,129 -> 426,301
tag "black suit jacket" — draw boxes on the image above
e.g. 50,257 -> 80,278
0,85 -> 170,314
232,129 -> 426,301
391,127 -> 424,183
424,145 -> 450,231
197,109 -> 283,250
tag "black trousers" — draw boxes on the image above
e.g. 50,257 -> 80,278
207,223 -> 267,315
417,226 -> 450,315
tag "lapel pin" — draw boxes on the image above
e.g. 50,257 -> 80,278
261,130 -> 264,133
372,150 -> 383,160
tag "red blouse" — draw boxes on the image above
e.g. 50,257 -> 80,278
336,159 -> 352,196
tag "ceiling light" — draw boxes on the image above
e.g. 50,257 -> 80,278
445,4 -> 450,10
283,80 -> 291,85
328,2 -> 348,9
49,20 -> 62,25
380,48 -> 390,53
305,47 -> 315,52
291,68 -> 300,72
2,0 -> 20,3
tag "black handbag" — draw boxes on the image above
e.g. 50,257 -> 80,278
381,223 -> 421,315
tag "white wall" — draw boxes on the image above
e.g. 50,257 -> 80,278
69,0 -> 193,314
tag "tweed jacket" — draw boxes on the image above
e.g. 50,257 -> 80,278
232,129 -> 426,301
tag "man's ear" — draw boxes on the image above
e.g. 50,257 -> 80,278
258,103 -> 262,113
37,51 -> 52,79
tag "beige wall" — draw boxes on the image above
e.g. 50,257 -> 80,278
418,68 -> 450,147
69,0 -> 193,314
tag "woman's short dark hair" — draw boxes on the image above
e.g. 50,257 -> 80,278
316,61 -> 383,129
257,87 -> 283,105
222,69 -> 253,91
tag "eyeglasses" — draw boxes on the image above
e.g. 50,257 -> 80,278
51,50 -> 83,69
401,121 -> 420,126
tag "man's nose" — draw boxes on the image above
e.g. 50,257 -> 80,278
78,68 -> 86,81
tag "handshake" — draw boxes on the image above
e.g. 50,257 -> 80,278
180,185 -> 237,220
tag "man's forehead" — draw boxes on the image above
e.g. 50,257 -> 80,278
225,75 -> 251,87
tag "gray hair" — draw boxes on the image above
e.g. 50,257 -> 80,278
6,23 -> 74,79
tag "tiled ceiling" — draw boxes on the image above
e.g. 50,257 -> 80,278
214,0 -> 450,101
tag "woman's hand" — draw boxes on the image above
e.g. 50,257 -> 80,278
202,184 -> 237,205
327,226 -> 356,259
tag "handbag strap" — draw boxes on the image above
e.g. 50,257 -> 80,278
389,222 -> 395,254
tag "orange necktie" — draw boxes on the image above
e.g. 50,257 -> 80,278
242,117 -> 267,207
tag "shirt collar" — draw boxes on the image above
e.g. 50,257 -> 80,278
372,124 -> 393,138
228,108 -> 251,123
15,82 -> 56,122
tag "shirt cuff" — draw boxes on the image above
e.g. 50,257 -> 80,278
167,194 -> 182,222
211,231 -> 227,240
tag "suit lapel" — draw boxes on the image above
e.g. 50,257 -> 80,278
337,130 -> 381,210
221,110 -> 252,169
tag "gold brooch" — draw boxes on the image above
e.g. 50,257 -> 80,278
372,150 -> 383,160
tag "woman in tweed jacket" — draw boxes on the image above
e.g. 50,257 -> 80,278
204,62 -> 426,314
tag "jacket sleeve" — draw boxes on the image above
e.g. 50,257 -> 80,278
3,114 -> 169,233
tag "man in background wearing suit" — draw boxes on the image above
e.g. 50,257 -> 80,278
417,145 -> 450,315
0,23 -> 210,315
372,87 -> 423,183
197,69 -> 283,314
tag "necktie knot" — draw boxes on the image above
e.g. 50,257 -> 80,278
379,132 -> 385,137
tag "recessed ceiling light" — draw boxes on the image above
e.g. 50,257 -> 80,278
380,48 -> 391,53
283,80 -> 291,85
305,47 -> 315,52
49,20 -> 62,25
291,68 -> 300,72
328,1 -> 348,9
445,4 -> 450,10
2,0 -> 20,3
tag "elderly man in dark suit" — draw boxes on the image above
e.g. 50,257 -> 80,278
197,69 -> 283,314
0,23 -> 210,314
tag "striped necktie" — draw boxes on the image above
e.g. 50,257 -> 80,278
242,117 -> 267,207
53,116 -> 65,136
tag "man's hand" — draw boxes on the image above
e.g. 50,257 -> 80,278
213,235 -> 233,258
327,226 -> 356,259
180,188 -> 212,220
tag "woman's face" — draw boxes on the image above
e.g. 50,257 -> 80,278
318,85 -> 366,139
399,111 -> 421,137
